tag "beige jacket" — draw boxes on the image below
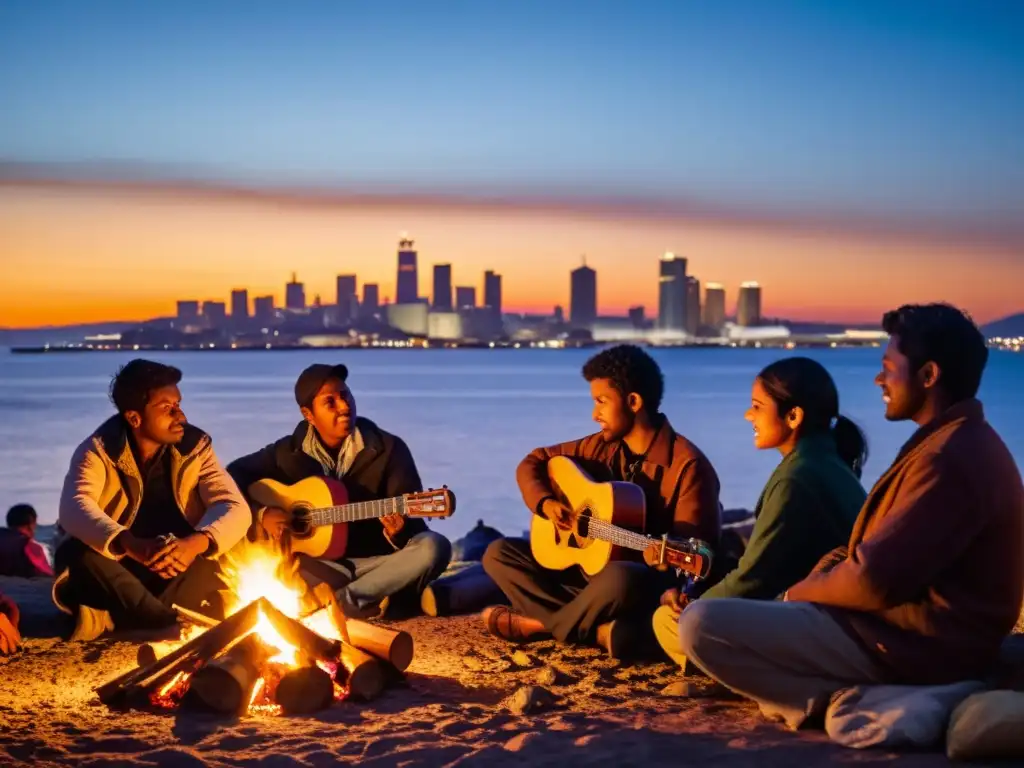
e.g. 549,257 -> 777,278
55,416 -> 251,561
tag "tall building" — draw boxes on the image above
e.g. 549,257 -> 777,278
657,252 -> 687,333
230,289 -> 249,320
737,282 -> 762,327
432,264 -> 453,311
455,286 -> 476,309
483,270 -> 502,317
336,274 -> 357,323
685,277 -> 701,336
570,260 -> 597,329
703,283 -> 726,330
628,306 -> 645,328
285,273 -> 305,310
361,283 -> 380,318
177,300 -> 200,324
202,301 -> 227,328
396,237 -> 418,304
253,295 -> 275,322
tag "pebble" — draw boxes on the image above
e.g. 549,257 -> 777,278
661,681 -> 696,698
505,685 -> 555,715
503,732 -> 540,752
511,650 -> 533,668
535,666 -> 562,686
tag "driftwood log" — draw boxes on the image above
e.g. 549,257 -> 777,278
345,619 -> 414,673
136,640 -> 178,668
96,598 -> 263,707
274,664 -> 335,714
172,603 -> 219,628
189,633 -> 274,714
260,600 -> 341,662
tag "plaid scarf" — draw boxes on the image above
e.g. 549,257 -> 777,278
302,423 -> 365,479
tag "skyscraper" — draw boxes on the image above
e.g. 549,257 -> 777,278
685,277 -> 701,336
230,289 -> 249,320
396,237 -> 418,304
703,283 -> 726,330
737,282 -> 762,327
253,295 -> 275,322
455,286 -> 476,309
362,283 -> 380,317
202,301 -> 227,328
570,260 -> 597,329
657,252 -> 687,333
483,270 -> 502,317
432,264 -> 453,310
177,300 -> 200,324
285,273 -> 305,310
336,274 -> 357,323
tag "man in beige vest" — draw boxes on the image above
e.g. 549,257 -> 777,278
53,359 -> 251,641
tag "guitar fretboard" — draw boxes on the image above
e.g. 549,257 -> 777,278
583,517 -> 659,552
308,496 -> 407,527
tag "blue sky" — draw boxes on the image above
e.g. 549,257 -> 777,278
1,0 -> 1022,227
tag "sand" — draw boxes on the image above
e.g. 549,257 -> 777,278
0,575 -> 963,768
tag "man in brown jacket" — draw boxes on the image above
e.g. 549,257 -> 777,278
676,303 -> 1024,729
53,360 -> 251,641
481,345 -> 723,658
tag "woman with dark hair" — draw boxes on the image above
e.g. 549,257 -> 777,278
654,356 -> 868,666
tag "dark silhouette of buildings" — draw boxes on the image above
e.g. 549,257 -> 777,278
658,253 -> 687,333
285,273 -> 305,310
737,282 -> 762,327
570,259 -> 597,329
396,238 -> 418,304
433,264 -> 453,311
336,274 -> 357,324
361,283 -> 380,318
254,295 -> 275,322
685,276 -> 701,336
455,286 -> 476,309
484,270 -> 502,318
703,283 -> 726,330
231,289 -> 249,321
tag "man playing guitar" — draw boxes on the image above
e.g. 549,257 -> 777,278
227,363 -> 452,619
481,345 -> 723,658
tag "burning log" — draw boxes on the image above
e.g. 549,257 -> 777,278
309,584 -> 386,701
172,603 -> 219,629
260,599 -> 342,663
274,664 -> 334,714
346,619 -> 414,673
189,633 -> 274,714
96,598 -> 263,707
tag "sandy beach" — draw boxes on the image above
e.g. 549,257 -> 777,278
1,575 -> 966,768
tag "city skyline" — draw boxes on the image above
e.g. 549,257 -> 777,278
1,177 -> 1021,329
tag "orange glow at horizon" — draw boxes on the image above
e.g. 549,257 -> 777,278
0,185 -> 1020,328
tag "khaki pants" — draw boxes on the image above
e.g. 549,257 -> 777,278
676,598 -> 885,729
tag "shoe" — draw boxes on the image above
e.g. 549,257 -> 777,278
69,605 -> 114,642
481,605 -> 550,643
596,620 -> 635,659
420,586 -> 438,617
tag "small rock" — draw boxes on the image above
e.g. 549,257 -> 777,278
462,655 -> 484,671
503,732 -> 540,752
511,650 -> 533,668
661,681 -> 695,698
505,685 -> 555,715
536,666 -> 564,686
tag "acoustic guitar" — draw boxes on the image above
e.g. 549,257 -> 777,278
248,476 -> 455,559
530,455 -> 713,580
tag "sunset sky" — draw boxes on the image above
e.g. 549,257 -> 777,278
1,1 -> 1022,327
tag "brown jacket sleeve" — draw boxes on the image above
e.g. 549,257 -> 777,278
787,452 -> 978,610
516,434 -> 600,516
672,455 -> 721,542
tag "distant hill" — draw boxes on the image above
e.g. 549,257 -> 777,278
982,313 -> 1024,339
0,322 -> 134,348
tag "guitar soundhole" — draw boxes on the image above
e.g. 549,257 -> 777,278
290,504 -> 313,538
570,507 -> 594,549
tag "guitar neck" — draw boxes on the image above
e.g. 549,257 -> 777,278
309,496 -> 407,528
583,517 -> 659,553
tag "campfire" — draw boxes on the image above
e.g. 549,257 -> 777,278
95,550 -> 414,717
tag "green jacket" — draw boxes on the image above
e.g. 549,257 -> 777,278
700,433 -> 866,601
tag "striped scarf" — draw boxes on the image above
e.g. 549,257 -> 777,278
302,424 -> 365,479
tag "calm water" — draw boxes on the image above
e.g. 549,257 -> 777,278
2,347 -> 1022,542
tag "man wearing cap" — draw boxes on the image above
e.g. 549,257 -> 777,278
227,363 -> 452,619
